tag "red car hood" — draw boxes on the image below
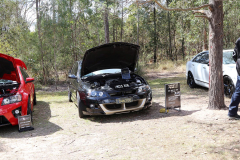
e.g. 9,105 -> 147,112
0,53 -> 27,83
0,53 -> 27,69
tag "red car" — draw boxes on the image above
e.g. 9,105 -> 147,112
0,53 -> 36,127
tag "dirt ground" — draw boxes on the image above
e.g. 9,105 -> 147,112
0,71 -> 239,160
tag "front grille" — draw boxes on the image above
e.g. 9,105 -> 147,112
109,92 -> 122,96
0,115 -> 11,126
105,104 -> 122,109
109,90 -> 136,97
125,101 -> 139,108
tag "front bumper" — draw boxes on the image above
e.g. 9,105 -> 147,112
0,101 -> 22,126
81,92 -> 152,116
99,98 -> 147,115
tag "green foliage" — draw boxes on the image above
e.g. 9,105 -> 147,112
135,63 -> 146,79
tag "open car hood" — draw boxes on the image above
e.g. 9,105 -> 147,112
81,42 -> 140,77
0,53 -> 27,82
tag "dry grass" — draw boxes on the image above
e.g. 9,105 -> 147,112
144,60 -> 187,73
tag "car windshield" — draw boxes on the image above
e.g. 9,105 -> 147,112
223,51 -> 235,64
82,69 -> 122,78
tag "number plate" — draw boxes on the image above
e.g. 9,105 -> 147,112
116,97 -> 133,104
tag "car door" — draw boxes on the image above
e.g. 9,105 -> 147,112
191,52 -> 209,87
201,52 -> 209,87
20,67 -> 34,102
191,53 -> 204,84
200,52 -> 210,87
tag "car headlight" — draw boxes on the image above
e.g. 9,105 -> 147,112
1,94 -> 22,106
137,85 -> 150,93
88,90 -> 108,98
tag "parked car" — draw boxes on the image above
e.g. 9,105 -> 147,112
68,42 -> 152,118
0,53 -> 36,127
186,49 -> 237,97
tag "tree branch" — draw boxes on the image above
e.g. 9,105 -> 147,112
195,15 -> 209,20
193,9 -> 212,19
193,10 -> 208,14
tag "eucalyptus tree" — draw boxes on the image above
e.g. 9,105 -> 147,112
152,0 -> 225,109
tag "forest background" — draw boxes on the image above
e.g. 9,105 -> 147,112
0,0 -> 239,85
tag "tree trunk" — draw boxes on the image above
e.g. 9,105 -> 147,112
113,24 -> 115,42
96,6 -> 100,45
121,0 -> 123,42
153,5 -> 157,63
203,29 -> 208,50
52,0 -> 58,90
204,19 -> 208,50
182,38 -> 185,60
137,3 -> 139,45
167,0 -> 173,61
208,0 -> 225,109
104,3 -> 109,43
116,26 -> 118,42
36,0 -> 46,85
173,29 -> 177,61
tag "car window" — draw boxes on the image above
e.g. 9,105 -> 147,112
199,53 -> 209,64
223,51 -> 235,64
19,67 -> 29,81
192,53 -> 202,63
192,52 -> 209,64
82,69 -> 121,78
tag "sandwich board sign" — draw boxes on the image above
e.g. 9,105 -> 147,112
165,82 -> 181,112
18,115 -> 34,132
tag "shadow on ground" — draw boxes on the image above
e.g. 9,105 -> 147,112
86,102 -> 199,123
0,101 -> 62,138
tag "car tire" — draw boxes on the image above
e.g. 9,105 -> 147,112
77,93 -> 85,118
33,89 -> 37,105
27,98 -> 33,123
68,87 -> 73,102
223,76 -> 235,98
187,72 -> 197,88
78,101 -> 85,118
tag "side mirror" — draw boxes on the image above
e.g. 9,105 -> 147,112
26,77 -> 34,83
68,74 -> 77,79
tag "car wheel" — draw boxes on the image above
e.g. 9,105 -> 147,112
68,87 -> 73,102
27,98 -> 33,123
78,101 -> 85,118
33,89 -> 37,105
77,93 -> 85,118
187,72 -> 197,88
223,76 -> 235,98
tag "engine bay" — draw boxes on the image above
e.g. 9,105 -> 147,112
83,73 -> 145,91
0,79 -> 19,97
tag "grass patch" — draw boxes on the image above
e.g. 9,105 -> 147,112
148,73 -> 208,96
37,91 -> 67,96
146,60 -> 187,73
